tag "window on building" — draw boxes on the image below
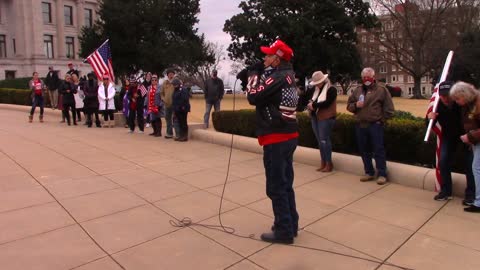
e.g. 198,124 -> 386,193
370,35 -> 374,42
408,76 -> 413,83
379,45 -> 386,52
5,70 -> 16,79
42,2 -> 52,24
44,35 -> 54,58
392,65 -> 397,72
0,35 -> 6,58
422,86 -> 426,95
398,75 -> 404,82
369,47 -> 374,53
84,8 -> 93,27
379,65 -> 387,73
408,87 -> 413,96
391,75 -> 397,82
66,37 -> 74,59
64,5 -> 73,26
361,36 -> 366,43
421,76 -> 427,82
12,38 -> 15,54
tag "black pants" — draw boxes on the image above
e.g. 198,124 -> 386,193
63,103 -> 76,125
263,138 -> 299,238
86,111 -> 100,127
136,99 -> 145,131
76,108 -> 83,121
175,111 -> 188,138
102,110 -> 114,121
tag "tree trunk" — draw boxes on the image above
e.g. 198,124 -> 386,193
412,75 -> 424,99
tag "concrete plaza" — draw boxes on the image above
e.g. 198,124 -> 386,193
0,108 -> 479,270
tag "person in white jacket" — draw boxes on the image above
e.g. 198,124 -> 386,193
98,74 -> 116,127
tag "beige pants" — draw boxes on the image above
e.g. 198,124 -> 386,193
48,89 -> 58,108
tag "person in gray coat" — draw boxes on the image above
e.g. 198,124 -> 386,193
203,70 -> 224,128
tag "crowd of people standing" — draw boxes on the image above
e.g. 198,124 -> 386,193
28,64 -> 193,142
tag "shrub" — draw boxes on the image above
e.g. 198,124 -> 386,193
0,88 -> 33,106
0,77 -> 38,89
212,110 -> 451,170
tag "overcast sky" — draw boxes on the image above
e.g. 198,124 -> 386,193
197,0 -> 243,87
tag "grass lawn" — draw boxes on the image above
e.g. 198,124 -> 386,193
188,94 -> 429,125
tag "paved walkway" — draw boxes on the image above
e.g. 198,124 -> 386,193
0,109 -> 479,270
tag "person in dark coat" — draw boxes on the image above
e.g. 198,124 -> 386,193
172,79 -> 190,141
45,66 -> 60,109
59,74 -> 77,126
83,72 -> 101,128
203,70 -> 224,128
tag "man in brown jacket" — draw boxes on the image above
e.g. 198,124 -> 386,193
347,67 -> 394,185
161,69 -> 176,138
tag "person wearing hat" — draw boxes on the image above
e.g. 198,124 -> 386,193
98,74 -> 116,128
66,62 -> 79,77
171,79 -> 190,141
347,67 -> 394,185
246,39 -> 299,244
427,81 -> 475,203
45,66 -> 60,109
83,72 -> 101,128
146,74 -> 164,137
306,71 -> 337,172
126,77 -> 139,133
203,69 -> 224,128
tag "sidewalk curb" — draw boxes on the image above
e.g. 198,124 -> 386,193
191,128 -> 469,197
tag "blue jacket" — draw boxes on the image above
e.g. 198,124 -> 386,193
172,87 -> 190,113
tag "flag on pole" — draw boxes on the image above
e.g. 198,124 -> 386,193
86,39 -> 115,82
424,51 -> 454,192
426,85 -> 443,192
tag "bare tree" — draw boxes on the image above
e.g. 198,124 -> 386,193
176,41 -> 225,89
369,0 -> 459,98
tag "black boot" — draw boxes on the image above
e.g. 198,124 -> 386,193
154,120 -> 162,137
149,120 -> 157,136
260,232 -> 293,244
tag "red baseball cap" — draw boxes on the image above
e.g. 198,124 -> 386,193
260,40 -> 293,61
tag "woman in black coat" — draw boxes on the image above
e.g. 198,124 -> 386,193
83,72 -> 101,128
59,74 -> 77,126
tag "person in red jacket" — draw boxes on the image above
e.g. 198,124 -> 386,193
247,40 -> 299,244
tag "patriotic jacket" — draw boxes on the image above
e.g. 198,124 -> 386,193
247,62 -> 299,145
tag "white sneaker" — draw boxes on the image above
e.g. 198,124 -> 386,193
136,131 -> 144,134
128,130 -> 134,133
146,123 -> 151,128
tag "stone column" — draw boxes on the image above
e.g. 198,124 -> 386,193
13,0 -> 26,58
75,0 -> 85,60
30,0 -> 45,58
56,0 -> 66,59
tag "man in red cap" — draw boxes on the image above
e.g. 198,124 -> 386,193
247,39 -> 299,244
66,62 -> 79,77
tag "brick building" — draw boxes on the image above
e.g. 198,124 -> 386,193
0,0 -> 99,80
356,15 -> 434,97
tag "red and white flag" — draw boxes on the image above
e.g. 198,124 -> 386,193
139,84 -> 148,97
86,40 -> 115,82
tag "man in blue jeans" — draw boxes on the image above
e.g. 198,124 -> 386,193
247,39 -> 299,244
203,70 -> 224,128
347,67 -> 395,185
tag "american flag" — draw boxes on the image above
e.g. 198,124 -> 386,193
86,40 -> 115,82
139,84 -> 148,97
426,85 -> 443,192
425,51 -> 454,192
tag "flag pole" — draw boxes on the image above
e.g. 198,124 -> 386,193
424,51 -> 454,142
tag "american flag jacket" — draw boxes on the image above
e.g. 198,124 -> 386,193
247,62 -> 299,136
